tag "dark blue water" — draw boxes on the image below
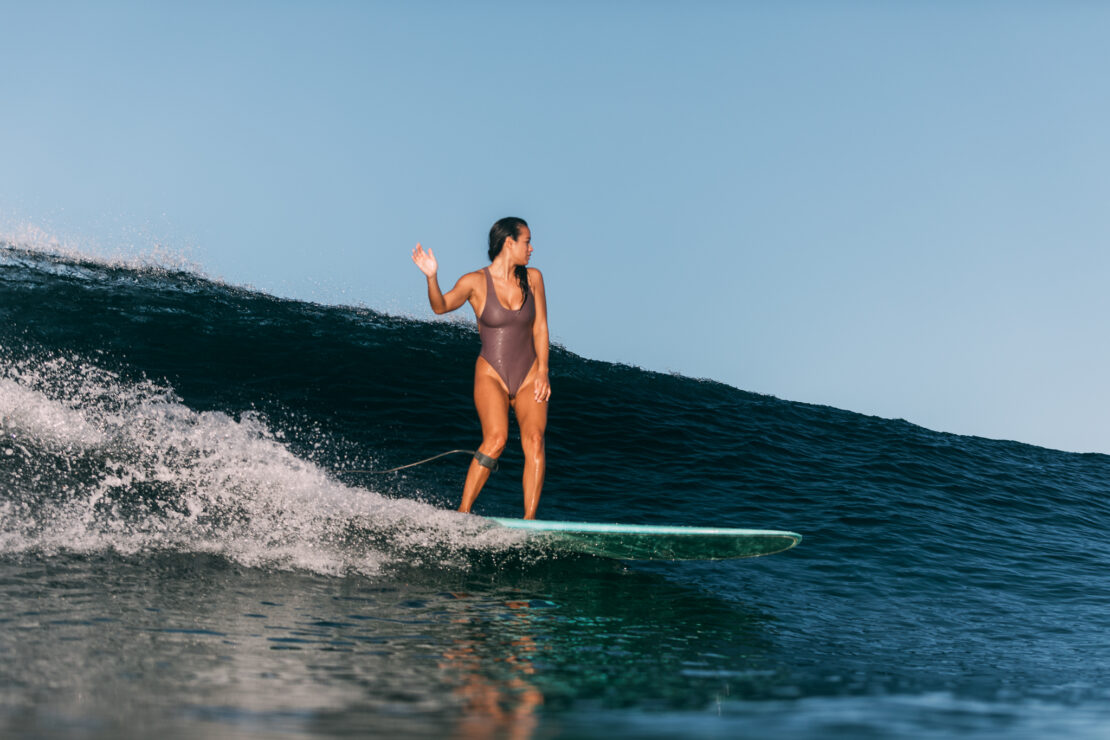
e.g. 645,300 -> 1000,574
3,242 -> 1110,738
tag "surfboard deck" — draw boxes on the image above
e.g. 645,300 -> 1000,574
487,518 -> 802,561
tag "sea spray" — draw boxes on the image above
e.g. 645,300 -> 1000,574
0,351 -> 528,574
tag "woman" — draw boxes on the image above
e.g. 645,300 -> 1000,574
411,217 -> 551,519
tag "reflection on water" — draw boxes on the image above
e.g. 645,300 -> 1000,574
0,552 -> 782,738
7,549 -> 1101,739
440,597 -> 544,740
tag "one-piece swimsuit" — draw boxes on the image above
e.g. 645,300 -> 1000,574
478,267 -> 536,399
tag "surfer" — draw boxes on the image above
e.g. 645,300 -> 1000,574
411,217 -> 551,519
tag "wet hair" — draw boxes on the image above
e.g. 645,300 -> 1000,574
487,217 -> 530,303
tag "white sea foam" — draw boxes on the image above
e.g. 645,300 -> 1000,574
0,354 -> 528,576
0,376 -> 106,451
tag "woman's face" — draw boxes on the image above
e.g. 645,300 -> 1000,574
506,226 -> 533,266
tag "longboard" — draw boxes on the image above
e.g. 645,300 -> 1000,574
488,518 -> 802,561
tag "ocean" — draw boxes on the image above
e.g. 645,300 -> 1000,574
3,242 -> 1110,739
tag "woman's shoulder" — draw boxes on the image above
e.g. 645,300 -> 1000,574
460,268 -> 486,284
526,267 -> 545,294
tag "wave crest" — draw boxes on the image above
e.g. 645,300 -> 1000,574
0,352 -> 527,575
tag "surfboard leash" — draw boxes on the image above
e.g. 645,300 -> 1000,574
340,448 -> 497,475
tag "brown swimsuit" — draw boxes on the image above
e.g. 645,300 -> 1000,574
478,267 -> 536,399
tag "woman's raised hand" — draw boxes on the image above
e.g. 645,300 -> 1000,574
411,243 -> 438,277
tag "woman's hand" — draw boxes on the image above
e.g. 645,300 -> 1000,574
533,371 -> 552,403
411,243 -> 438,277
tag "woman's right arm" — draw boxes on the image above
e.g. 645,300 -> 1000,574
411,244 -> 474,315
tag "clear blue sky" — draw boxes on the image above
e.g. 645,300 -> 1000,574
4,1 -> 1110,453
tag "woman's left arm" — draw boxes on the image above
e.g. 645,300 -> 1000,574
530,268 -> 551,403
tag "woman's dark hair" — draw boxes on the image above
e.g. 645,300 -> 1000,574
488,217 -> 530,303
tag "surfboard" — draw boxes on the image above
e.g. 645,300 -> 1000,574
487,518 -> 802,561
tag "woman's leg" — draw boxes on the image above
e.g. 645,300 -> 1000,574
459,358 -> 510,514
511,370 -> 548,520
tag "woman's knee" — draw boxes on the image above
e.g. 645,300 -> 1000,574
521,430 -> 545,458
482,432 -> 508,457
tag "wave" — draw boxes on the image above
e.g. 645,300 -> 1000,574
3,239 -> 1110,590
